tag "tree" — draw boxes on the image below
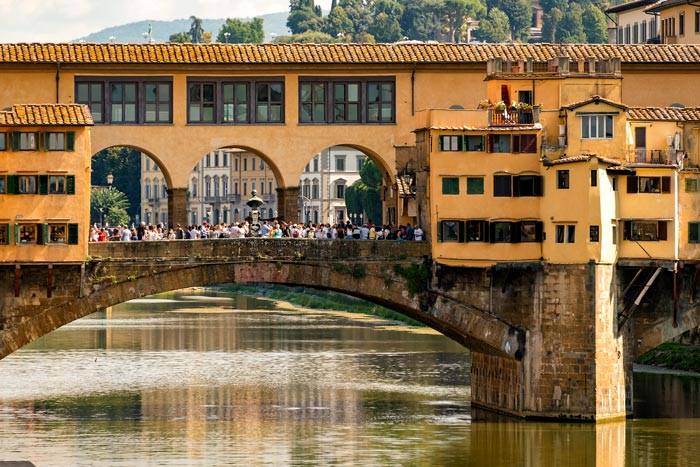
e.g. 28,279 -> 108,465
91,147 -> 142,220
557,2 -> 586,43
541,7 -> 563,42
369,0 -> 405,43
324,4 -> 354,38
489,0 -> 531,41
288,0 -> 324,34
344,158 -> 383,225
474,7 -> 511,42
217,18 -> 265,43
189,16 -> 205,43
441,0 -> 486,42
582,3 -> 608,43
400,0 -> 445,41
273,31 -> 339,43
168,32 -> 191,43
91,187 -> 131,226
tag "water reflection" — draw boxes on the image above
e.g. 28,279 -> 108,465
0,288 -> 697,466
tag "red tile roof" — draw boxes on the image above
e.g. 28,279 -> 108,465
0,104 -> 93,126
626,107 -> 700,121
0,43 -> 699,65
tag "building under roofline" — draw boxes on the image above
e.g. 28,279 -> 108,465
606,0 -> 661,44
645,0 -> 700,44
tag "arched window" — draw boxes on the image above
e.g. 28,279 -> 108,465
303,179 -> 311,198
191,178 -> 198,198
214,175 -> 220,197
335,180 -> 346,199
153,178 -> 160,200
312,178 -> 320,199
222,176 -> 229,196
145,182 -> 151,199
205,176 -> 211,197
162,183 -> 168,199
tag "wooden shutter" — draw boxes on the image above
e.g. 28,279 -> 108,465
68,223 -> 79,245
689,223 -> 700,243
658,221 -> 668,240
457,136 -> 465,151
627,176 -> 638,193
437,221 -> 443,242
37,223 -> 46,245
623,221 -> 632,240
661,176 -> 671,193
534,176 -> 544,196
487,134 -> 494,153
489,222 -> 497,243
512,135 -> 521,153
535,221 -> 544,242
458,221 -> 466,242
7,175 -> 17,194
512,176 -> 521,197
1,224 -> 8,245
13,224 -> 19,244
11,132 -> 20,151
66,175 -> 76,195
438,136 -> 444,151
511,221 -> 522,243
39,175 -> 48,195
66,132 -> 75,151
481,220 -> 490,242
523,134 -> 537,153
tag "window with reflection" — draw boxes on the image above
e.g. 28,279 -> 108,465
256,83 -> 283,123
110,83 -> 137,123
333,82 -> 360,123
367,82 -> 394,123
300,82 -> 326,123
223,83 -> 249,123
144,82 -> 171,123
189,82 -> 216,123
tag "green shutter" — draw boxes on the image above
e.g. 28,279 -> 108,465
457,136 -> 465,151
42,223 -> 49,244
66,175 -> 76,195
68,223 -> 79,245
13,224 -> 19,245
11,132 -> 20,151
36,223 -> 45,245
689,223 -> 700,243
1,224 -> 8,245
7,175 -> 17,194
66,132 -> 75,151
39,175 -> 48,195
437,221 -> 443,242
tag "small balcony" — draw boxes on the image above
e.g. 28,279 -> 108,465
204,194 -> 241,204
488,106 -> 540,127
627,149 -> 683,165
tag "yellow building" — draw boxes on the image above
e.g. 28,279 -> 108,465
647,0 -> 700,44
0,104 -> 92,263
420,57 -> 700,267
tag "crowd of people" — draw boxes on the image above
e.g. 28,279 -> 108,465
89,220 -> 424,242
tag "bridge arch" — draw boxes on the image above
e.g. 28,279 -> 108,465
92,144 -> 173,189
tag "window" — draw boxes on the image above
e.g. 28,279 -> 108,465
466,220 -> 488,241
591,170 -> 598,187
491,222 -> 513,243
624,220 -> 668,241
367,82 -> 394,123
467,177 -> 484,195
488,135 -> 511,153
520,221 -> 542,243
188,82 -> 216,123
0,176 -> 5,193
465,135 -> 484,151
518,90 -> 533,105
336,183 -> 345,199
513,175 -> 543,197
312,179 -> 320,199
335,156 -> 346,171
0,133 -> 5,150
18,175 -> 37,194
696,10 -> 700,33
555,224 -> 576,243
0,224 -> 7,245
333,82 -> 360,123
641,20 -> 647,43
144,82 -> 172,123
18,224 -> 37,244
256,83 -> 283,123
48,175 -> 66,194
76,82 -> 104,122
48,224 -> 67,244
689,222 -> 700,243
439,135 -> 462,151
512,134 -> 537,153
439,220 -> 460,242
627,176 -> 671,194
442,177 -> 460,195
617,27 -> 623,44
110,83 -> 137,123
581,114 -> 614,139
356,156 -> 364,171
300,82 -> 326,123
251,158 -> 256,171
18,133 -> 37,151
680,12 -> 685,35
46,133 -> 66,151
494,174 -> 512,196
686,178 -> 699,192
222,82 -> 249,123
625,24 -> 631,43
557,170 -> 570,189
612,225 -> 617,244
633,22 -> 639,43
590,225 -> 600,242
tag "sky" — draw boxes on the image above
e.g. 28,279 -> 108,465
0,0 -> 333,43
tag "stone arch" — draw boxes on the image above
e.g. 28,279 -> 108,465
306,142 -> 394,185
91,144 -> 173,189
203,144 -> 285,189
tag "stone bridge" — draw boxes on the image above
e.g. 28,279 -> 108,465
1,240 -> 697,421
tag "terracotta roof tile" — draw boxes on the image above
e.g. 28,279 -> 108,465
0,43 -> 699,65
564,95 -> 628,111
626,107 -> 700,121
0,104 -> 93,126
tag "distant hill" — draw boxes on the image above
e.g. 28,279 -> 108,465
75,12 -> 290,43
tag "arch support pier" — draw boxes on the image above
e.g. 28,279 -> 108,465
276,186 -> 300,223
167,188 -> 188,228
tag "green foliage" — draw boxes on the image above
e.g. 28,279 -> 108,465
399,0 -> 444,41
541,7 -> 563,42
288,0 -> 324,34
369,0 -> 405,42
324,4 -> 355,38
168,31 -> 191,43
474,7 -> 510,42
582,2 -> 608,43
217,17 -> 265,43
393,263 -> 431,295
557,2 -> 586,43
488,0 -> 530,41
441,0 -> 486,42
91,147 -> 141,220
637,343 -> 700,373
91,187 -> 131,226
345,158 -> 383,224
189,16 -> 205,43
274,31 -> 339,43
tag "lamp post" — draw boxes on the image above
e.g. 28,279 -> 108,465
246,190 -> 264,237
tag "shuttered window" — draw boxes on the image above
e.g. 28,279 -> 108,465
512,134 -> 537,153
0,176 -> 5,194
438,220 -> 461,242
623,220 -> 668,241
0,224 -> 8,245
442,177 -> 460,195
68,223 -> 79,245
689,222 -> 700,244
439,135 -> 462,151
513,175 -> 543,197
494,174 -> 512,196
466,177 -> 484,194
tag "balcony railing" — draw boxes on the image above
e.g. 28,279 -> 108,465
488,107 -> 540,127
628,149 -> 683,165
203,194 -> 241,204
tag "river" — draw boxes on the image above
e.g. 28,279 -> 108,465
0,287 -> 698,466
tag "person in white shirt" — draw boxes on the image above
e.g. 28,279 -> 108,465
414,226 -> 424,241
360,225 -> 369,240
121,226 -> 132,241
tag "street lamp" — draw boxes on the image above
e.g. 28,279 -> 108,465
246,190 -> 264,237
106,172 -> 114,188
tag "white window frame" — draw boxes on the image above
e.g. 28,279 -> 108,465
581,114 -> 614,140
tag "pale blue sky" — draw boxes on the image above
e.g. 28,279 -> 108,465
0,0 -> 333,42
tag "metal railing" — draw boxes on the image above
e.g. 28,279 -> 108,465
488,107 -> 540,126
628,149 -> 683,165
